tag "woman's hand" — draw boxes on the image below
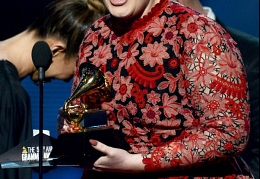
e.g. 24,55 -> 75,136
56,107 -> 80,135
89,139 -> 145,173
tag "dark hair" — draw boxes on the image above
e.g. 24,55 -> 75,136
27,0 -> 106,59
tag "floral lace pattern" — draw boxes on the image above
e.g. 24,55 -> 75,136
73,0 -> 251,178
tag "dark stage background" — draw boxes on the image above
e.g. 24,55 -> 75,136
0,0 -> 259,178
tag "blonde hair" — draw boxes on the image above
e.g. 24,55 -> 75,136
87,0 -> 107,14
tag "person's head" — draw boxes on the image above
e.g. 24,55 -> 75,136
28,0 -> 106,81
102,0 -> 160,20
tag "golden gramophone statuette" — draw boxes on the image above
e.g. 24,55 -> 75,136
63,62 -> 112,132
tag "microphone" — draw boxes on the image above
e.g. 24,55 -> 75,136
31,41 -> 52,179
31,41 -> 52,81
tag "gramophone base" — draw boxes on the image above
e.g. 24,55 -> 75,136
50,128 -> 129,166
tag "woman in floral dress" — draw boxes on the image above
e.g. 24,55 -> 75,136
58,0 -> 253,178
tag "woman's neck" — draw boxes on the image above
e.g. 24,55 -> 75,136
0,30 -> 39,78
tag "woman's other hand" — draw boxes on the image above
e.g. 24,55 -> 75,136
89,139 -> 145,173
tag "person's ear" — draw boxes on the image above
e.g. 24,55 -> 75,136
50,42 -> 66,57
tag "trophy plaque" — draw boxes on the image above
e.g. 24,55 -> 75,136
50,63 -> 129,166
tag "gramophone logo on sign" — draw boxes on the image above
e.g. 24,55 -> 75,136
21,145 -> 53,161
0,134 -> 57,168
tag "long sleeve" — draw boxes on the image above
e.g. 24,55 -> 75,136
142,15 -> 250,170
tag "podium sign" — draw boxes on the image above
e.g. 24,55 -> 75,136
0,134 -> 57,169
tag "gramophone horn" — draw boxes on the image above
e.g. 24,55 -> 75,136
63,62 -> 111,128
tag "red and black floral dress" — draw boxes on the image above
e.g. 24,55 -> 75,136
73,0 -> 253,178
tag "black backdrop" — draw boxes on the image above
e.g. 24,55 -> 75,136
0,0 -> 53,40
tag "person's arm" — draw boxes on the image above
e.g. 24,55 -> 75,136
143,17 -> 249,171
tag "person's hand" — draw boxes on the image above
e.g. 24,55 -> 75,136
56,107 -> 81,135
89,139 -> 144,173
